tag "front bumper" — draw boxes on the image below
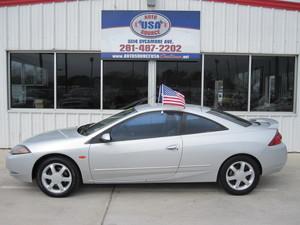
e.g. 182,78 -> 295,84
6,152 -> 35,183
260,143 -> 288,176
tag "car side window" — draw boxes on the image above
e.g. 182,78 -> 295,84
182,113 -> 227,135
110,111 -> 182,142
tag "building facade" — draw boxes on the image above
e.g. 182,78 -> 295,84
0,0 -> 300,151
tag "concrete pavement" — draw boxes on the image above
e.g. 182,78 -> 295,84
0,150 -> 299,225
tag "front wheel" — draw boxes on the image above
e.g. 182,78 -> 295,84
36,157 -> 81,197
219,156 -> 260,195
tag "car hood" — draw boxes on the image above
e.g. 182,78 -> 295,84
23,127 -> 81,145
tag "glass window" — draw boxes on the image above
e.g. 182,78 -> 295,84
103,61 -> 148,109
157,61 -> 202,104
204,55 -> 249,111
10,53 -> 54,108
110,111 -> 182,141
251,56 -> 295,112
56,53 -> 101,109
182,113 -> 227,135
79,108 -> 136,136
208,110 -> 251,127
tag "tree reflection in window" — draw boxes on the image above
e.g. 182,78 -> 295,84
103,61 -> 148,109
251,56 -> 295,112
204,55 -> 249,111
56,54 -> 101,109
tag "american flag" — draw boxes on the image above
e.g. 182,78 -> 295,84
158,84 -> 185,108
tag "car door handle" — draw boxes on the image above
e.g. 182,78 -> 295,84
166,145 -> 178,151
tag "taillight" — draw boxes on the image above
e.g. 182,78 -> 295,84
268,130 -> 282,146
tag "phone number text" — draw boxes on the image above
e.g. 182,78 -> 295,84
120,44 -> 182,53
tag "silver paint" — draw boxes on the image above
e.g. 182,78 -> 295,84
6,104 -> 287,187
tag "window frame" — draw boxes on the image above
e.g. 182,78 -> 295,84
207,110 -> 251,127
201,53 -> 297,114
8,51 -> 56,109
202,54 -> 250,111
156,54 -> 297,114
91,110 -> 228,143
249,55 -> 296,112
7,51 -> 297,115
156,60 -> 203,105
181,112 -> 228,135
56,52 -> 102,109
7,51 -> 102,111
93,110 -> 184,143
102,60 -> 149,110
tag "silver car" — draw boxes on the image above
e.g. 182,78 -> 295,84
6,104 -> 287,197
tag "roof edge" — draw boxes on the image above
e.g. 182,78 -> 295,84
205,0 -> 300,11
0,0 -> 74,7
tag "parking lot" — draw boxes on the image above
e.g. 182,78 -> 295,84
0,150 -> 299,225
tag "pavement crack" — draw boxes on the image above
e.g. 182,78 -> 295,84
100,185 -> 116,225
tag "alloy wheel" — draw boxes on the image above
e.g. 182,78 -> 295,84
41,163 -> 72,194
225,161 -> 255,191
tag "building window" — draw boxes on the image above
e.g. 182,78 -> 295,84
10,53 -> 54,108
103,61 -> 148,109
204,55 -> 249,111
156,61 -> 202,104
9,52 -> 297,113
251,56 -> 295,112
56,53 -> 101,109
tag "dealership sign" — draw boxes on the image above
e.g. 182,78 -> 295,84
101,10 -> 200,60
130,12 -> 171,38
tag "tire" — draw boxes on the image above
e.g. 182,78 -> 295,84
219,155 -> 260,195
36,156 -> 81,197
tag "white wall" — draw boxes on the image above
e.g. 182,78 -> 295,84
0,0 -> 299,151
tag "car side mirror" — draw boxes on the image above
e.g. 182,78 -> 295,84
100,133 -> 111,143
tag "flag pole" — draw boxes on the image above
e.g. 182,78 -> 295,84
161,84 -> 164,113
157,84 -> 161,103
162,84 -> 164,106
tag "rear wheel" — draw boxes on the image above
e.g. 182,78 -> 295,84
36,157 -> 80,197
219,156 -> 260,195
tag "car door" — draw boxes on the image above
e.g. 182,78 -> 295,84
178,113 -> 228,179
89,111 -> 183,182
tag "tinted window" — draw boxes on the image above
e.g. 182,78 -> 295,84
157,61 -> 202,104
80,108 -> 136,136
208,110 -> 251,127
110,111 -> 181,141
56,53 -> 101,109
251,56 -> 295,112
182,113 -> 226,135
103,61 -> 148,109
10,53 -> 54,108
204,55 -> 249,111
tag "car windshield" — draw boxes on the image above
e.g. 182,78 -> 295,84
207,109 -> 252,127
78,108 -> 136,136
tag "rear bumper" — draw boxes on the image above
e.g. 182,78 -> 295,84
6,152 -> 35,183
259,143 -> 287,176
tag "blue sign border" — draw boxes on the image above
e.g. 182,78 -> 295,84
101,53 -> 201,60
102,10 -> 200,30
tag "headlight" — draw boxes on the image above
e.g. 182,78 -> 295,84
10,145 -> 31,155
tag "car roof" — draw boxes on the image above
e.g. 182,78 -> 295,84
134,104 -> 211,113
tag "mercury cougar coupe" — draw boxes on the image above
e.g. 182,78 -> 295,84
6,104 -> 287,197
